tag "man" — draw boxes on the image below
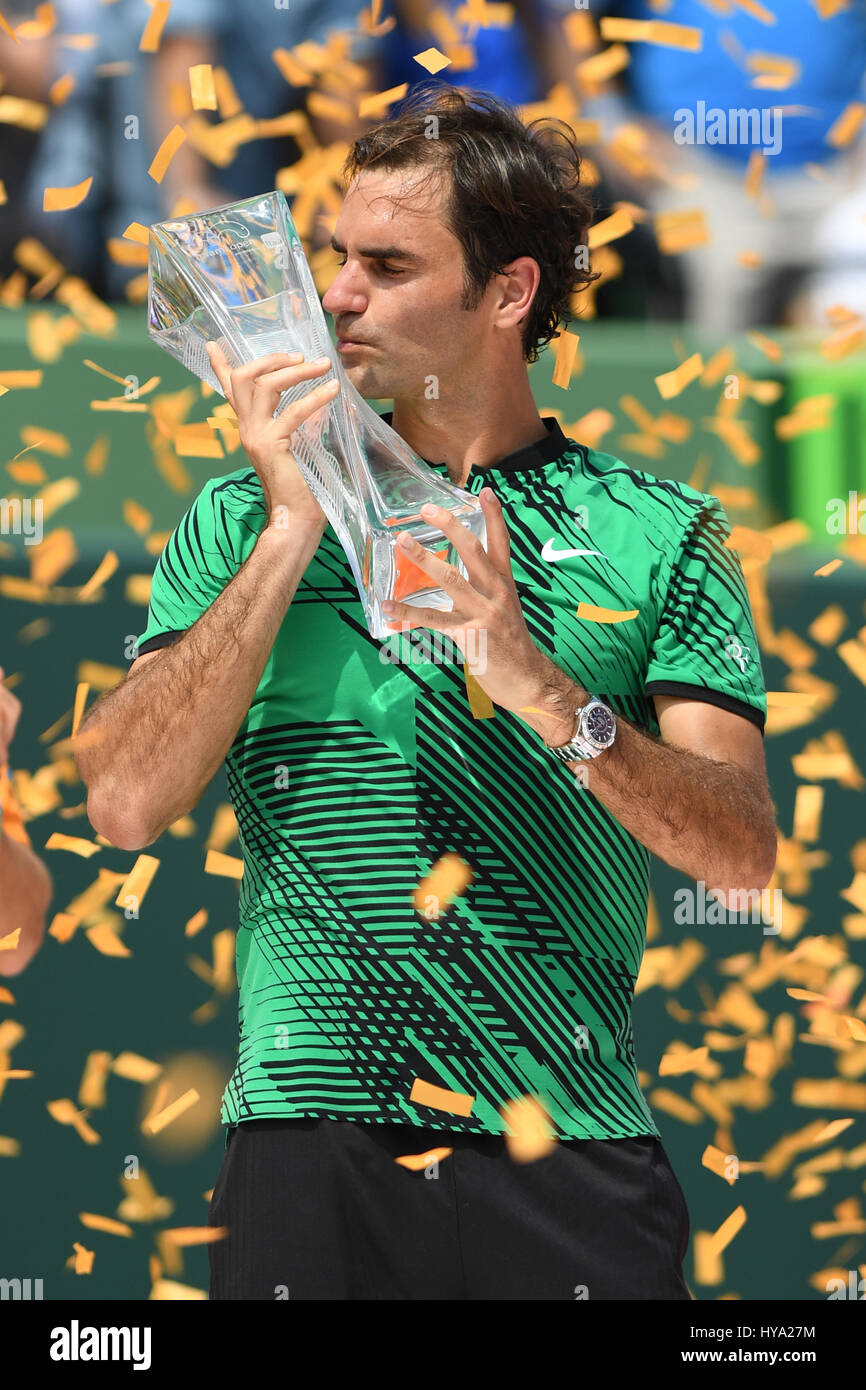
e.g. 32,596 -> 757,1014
0,668 -> 52,976
77,85 -> 777,1300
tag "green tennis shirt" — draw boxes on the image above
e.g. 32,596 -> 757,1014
136,413 -> 767,1140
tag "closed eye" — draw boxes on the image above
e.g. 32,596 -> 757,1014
335,255 -> 404,277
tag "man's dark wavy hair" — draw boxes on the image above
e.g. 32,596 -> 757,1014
341,82 -> 599,364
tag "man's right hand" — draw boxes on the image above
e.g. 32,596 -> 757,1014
205,342 -> 340,529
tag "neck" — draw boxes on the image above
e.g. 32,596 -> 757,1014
390,368 -> 548,487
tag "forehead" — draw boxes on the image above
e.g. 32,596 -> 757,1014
337,166 -> 453,248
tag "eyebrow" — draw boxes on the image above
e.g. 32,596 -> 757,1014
330,235 -> 423,266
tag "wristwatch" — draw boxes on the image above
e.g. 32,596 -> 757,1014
545,695 -> 617,764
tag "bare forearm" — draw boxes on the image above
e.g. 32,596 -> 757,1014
77,522 -> 324,848
521,667 -> 777,895
0,828 -> 52,975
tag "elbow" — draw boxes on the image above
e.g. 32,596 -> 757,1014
714,832 -> 778,906
85,791 -> 157,853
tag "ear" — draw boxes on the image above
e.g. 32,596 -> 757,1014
495,256 -> 540,331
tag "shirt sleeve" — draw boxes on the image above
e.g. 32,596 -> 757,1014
644,493 -> 768,734
135,476 -> 248,655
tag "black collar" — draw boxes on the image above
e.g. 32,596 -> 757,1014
377,412 -> 571,474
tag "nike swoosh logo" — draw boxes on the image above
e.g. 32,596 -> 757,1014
541,539 -> 607,562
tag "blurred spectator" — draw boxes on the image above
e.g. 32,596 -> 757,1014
0,4 -> 55,278
544,0 -> 866,334
25,0 -> 378,299
375,0 -> 567,105
0,669 -> 52,977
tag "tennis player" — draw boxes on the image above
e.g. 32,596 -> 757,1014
78,86 -> 777,1300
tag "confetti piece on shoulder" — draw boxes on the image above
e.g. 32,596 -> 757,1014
654,352 -> 703,399
43,176 -> 93,212
409,1077 -> 474,1117
500,1095 -> 556,1163
394,1146 -> 453,1171
0,928 -> 22,953
577,601 -> 638,623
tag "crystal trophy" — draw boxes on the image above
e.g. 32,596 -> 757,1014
147,191 -> 487,640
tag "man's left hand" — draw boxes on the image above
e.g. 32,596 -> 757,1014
381,488 -> 578,738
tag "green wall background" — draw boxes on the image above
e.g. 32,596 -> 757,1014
1,307 -> 865,1301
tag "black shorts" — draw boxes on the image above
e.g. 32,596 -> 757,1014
207,1117 -> 692,1301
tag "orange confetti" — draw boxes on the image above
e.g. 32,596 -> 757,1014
413,47 -> 451,74
577,601 -> 639,623
143,1088 -> 201,1135
654,352 -> 703,398
413,852 -> 473,919
409,1077 -> 474,1118
588,207 -> 634,250
394,1146 -> 453,1171
148,124 -> 187,184
358,84 -> 408,119
599,16 -> 702,49
188,63 -> 217,110
552,328 -> 580,389
500,1095 -> 556,1164
826,101 -> 866,149
139,0 -> 170,52
42,175 -> 92,212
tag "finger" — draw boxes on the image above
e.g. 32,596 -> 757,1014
380,600 -> 454,634
477,487 -> 513,580
204,340 -> 237,405
416,502 -> 498,596
272,376 -> 341,435
389,529 -> 471,606
249,357 -> 333,431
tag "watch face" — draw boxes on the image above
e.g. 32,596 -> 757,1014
583,703 -> 616,748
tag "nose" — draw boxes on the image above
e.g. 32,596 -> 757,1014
322,262 -> 368,317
